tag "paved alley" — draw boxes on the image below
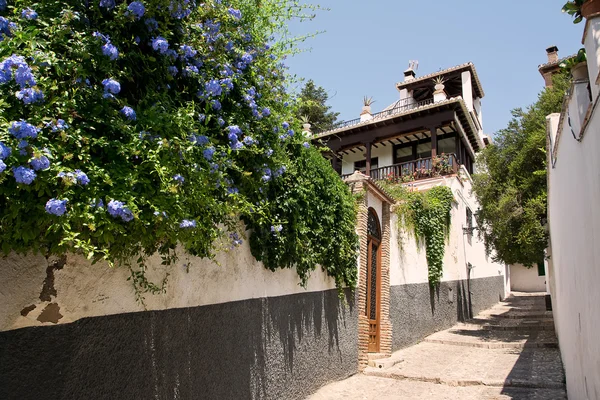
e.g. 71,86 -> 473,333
307,293 -> 567,400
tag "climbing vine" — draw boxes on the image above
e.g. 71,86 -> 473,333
380,182 -> 454,286
0,0 -> 358,295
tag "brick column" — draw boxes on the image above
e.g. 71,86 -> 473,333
379,202 -> 392,356
349,181 -> 370,371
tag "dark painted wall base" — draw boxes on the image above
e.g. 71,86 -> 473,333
390,275 -> 505,351
0,289 -> 358,400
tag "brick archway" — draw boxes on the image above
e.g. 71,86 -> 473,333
346,173 -> 393,370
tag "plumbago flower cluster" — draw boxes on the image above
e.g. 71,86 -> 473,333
0,0 -> 358,293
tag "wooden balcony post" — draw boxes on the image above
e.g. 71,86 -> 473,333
332,154 -> 340,174
365,142 -> 372,177
430,126 -> 438,158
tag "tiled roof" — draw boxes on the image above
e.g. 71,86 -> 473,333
538,54 -> 576,71
395,62 -> 485,98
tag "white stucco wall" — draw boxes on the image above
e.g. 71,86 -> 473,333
341,145 -> 394,176
509,264 -> 546,293
389,172 -> 505,287
547,21 -> 600,398
0,240 -> 338,332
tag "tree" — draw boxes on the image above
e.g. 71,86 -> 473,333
296,79 -> 339,132
472,73 -> 569,266
0,0 -> 358,293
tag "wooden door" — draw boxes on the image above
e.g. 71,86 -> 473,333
366,208 -> 381,353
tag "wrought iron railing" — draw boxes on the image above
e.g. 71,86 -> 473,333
326,98 -> 435,133
342,154 -> 459,182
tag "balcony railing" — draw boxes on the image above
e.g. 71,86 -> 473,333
327,98 -> 435,132
342,154 -> 459,182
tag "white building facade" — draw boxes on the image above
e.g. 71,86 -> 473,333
546,10 -> 600,400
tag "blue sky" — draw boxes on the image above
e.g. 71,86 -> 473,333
285,0 -> 582,136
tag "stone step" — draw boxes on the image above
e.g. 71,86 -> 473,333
465,318 -> 556,332
479,310 -> 554,319
424,327 -> 558,349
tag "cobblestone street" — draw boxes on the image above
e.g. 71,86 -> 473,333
307,293 -> 567,400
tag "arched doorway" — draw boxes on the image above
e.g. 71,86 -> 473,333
366,207 -> 381,353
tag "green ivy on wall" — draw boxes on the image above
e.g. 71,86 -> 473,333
380,183 -> 454,286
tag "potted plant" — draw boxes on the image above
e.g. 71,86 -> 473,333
560,48 -> 588,80
563,0 -> 600,23
362,96 -> 375,114
432,76 -> 446,92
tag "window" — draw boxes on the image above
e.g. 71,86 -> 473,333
416,143 -> 431,159
466,207 -> 473,232
438,137 -> 455,155
537,256 -> 546,276
354,157 -> 378,173
395,146 -> 413,164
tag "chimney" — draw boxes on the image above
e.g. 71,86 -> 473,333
404,68 -> 416,82
546,46 -> 559,64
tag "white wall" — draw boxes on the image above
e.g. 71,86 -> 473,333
546,20 -> 600,398
0,239 -> 338,332
389,173 -> 505,287
341,145 -> 394,175
509,264 -> 546,293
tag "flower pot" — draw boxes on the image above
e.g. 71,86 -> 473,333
302,123 -> 311,132
434,83 -> 445,92
582,0 -> 600,19
361,105 -> 371,115
571,61 -> 589,80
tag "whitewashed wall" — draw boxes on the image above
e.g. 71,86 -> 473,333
0,239 -> 338,332
389,172 -> 505,287
509,264 -> 546,293
341,145 -> 394,176
546,21 -> 600,396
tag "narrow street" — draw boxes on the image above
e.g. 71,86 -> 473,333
308,293 -> 566,400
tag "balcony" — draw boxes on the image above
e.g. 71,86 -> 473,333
326,98 -> 435,133
342,154 -> 460,183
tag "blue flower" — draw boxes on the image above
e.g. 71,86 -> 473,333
102,78 -> 121,95
173,174 -> 185,183
127,1 -> 145,20
16,87 -> 44,104
217,118 -> 225,126
265,149 -> 273,157
145,17 -> 158,31
169,0 -> 194,19
225,41 -> 234,52
262,107 -> 271,117
168,65 -> 178,76
30,155 -> 50,171
230,232 -> 243,247
282,122 -> 289,129
9,120 -> 39,139
107,200 -> 134,222
99,0 -> 116,9
227,125 -> 242,137
192,135 -> 209,145
102,43 -> 119,60
0,1 -> 6,11
0,142 -> 11,160
120,106 -> 136,120
13,166 -> 36,184
14,64 -> 36,88
243,136 -> 256,146
0,160 -> 6,173
180,219 -> 197,229
75,169 -> 90,185
205,79 -> 222,97
303,142 -> 310,148
228,7 -> 242,20
151,36 -> 169,54
275,166 -> 286,177
45,199 -> 68,216
271,224 -> 283,233
262,168 -> 272,182
51,119 -> 68,132
203,147 -> 215,160
179,44 -> 197,58
21,8 -> 38,20
211,100 -> 221,111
